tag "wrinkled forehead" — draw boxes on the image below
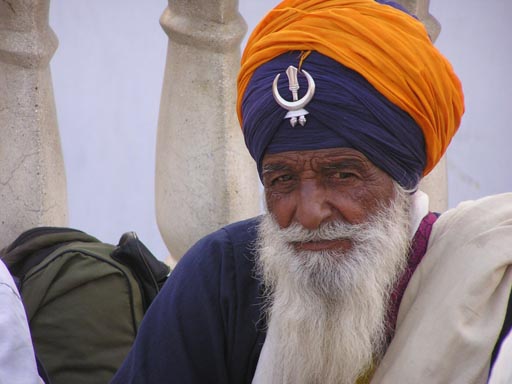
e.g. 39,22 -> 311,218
262,147 -> 375,172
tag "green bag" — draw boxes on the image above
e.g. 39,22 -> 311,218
1,227 -> 170,384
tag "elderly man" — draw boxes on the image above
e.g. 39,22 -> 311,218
112,1 -> 512,383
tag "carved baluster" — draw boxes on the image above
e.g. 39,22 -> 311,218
156,0 -> 259,261
0,0 -> 67,247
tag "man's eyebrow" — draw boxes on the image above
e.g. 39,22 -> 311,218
261,163 -> 292,174
320,159 -> 368,170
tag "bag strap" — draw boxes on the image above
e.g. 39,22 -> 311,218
111,231 -> 170,311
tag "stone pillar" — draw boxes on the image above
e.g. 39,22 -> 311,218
396,0 -> 448,212
0,0 -> 68,248
397,0 -> 441,41
156,0 -> 259,261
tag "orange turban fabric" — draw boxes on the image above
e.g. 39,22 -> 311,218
237,0 -> 464,176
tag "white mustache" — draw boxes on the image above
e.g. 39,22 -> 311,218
276,220 -> 373,244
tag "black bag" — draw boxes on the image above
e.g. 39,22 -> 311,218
1,227 -> 170,384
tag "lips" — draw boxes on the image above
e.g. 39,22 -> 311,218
292,238 -> 352,252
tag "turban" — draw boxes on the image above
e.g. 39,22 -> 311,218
237,0 -> 465,188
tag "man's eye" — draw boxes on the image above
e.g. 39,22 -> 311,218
272,174 -> 293,185
333,172 -> 355,180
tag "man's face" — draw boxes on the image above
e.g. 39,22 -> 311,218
256,149 -> 410,383
262,147 -> 396,251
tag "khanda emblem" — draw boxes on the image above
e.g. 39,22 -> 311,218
272,65 -> 316,127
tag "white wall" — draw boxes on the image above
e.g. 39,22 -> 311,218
50,1 -> 168,257
429,0 -> 512,206
49,0 -> 512,259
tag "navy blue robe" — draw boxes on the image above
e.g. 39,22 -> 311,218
111,217 -> 266,384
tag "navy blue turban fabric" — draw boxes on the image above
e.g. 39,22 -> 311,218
241,52 -> 427,189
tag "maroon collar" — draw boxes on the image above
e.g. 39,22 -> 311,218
386,212 -> 439,337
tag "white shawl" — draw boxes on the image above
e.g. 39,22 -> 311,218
372,193 -> 512,383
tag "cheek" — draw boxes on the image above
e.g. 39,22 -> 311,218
329,190 -> 369,223
361,183 -> 395,218
370,176 -> 396,208
329,186 -> 388,223
265,190 -> 296,227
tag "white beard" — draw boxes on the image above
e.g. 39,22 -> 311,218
255,185 -> 412,384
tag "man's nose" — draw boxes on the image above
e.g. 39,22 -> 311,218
294,180 -> 333,230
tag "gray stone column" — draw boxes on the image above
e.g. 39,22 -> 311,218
156,0 -> 259,261
398,0 -> 441,41
396,0 -> 448,212
0,0 -> 68,248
